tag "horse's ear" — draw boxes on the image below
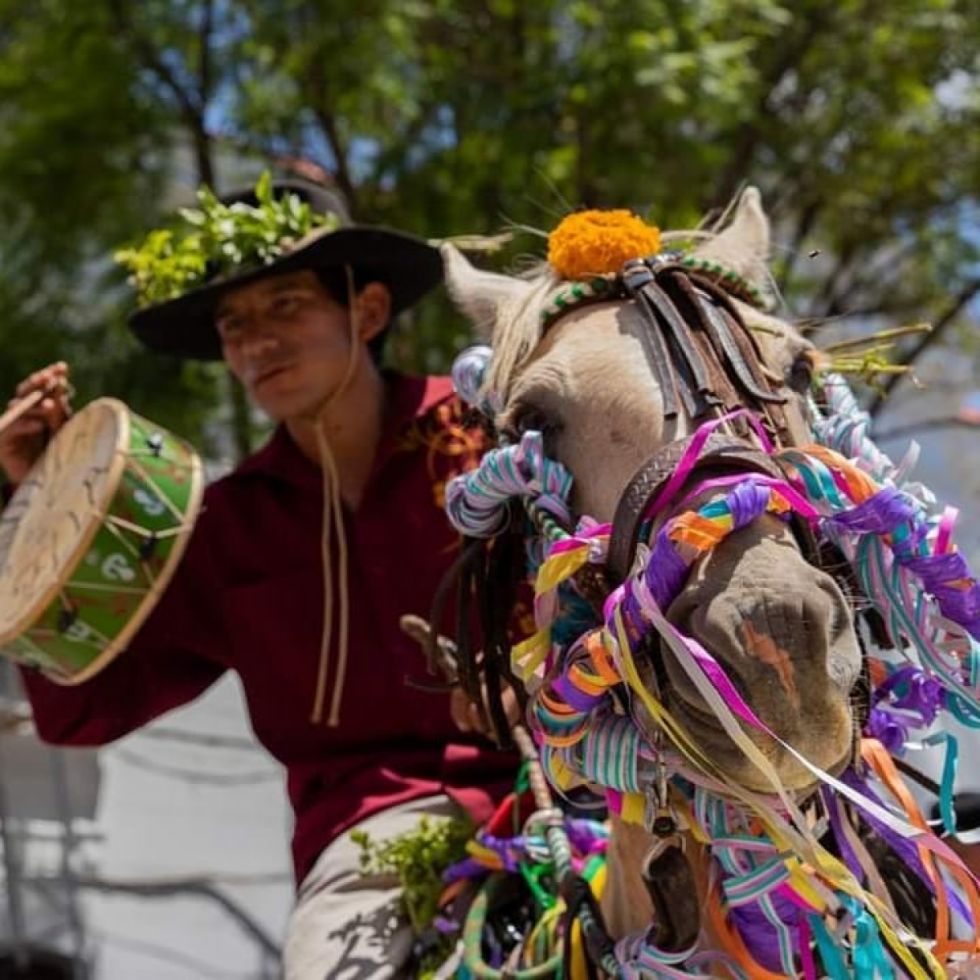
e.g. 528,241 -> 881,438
441,244 -> 534,339
693,186 -> 771,296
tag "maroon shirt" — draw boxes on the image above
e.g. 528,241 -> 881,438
20,374 -> 518,884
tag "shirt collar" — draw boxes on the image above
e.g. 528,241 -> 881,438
232,371 -> 455,486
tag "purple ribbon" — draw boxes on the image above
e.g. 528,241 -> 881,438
553,671 -> 607,714
564,818 -> 609,856
643,529 -> 690,610
826,486 -> 914,534
727,884 -> 804,973
442,856 -> 487,883
873,665 -> 946,722
866,666 -> 946,749
906,552 -> 980,638
726,479 -> 776,529
864,708 -> 909,754
826,487 -> 980,640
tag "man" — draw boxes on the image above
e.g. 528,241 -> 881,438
0,177 -> 516,977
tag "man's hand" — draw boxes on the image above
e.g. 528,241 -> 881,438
397,614 -> 523,740
0,362 -> 73,486
449,682 -> 521,737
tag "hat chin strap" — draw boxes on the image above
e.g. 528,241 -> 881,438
310,265 -> 360,726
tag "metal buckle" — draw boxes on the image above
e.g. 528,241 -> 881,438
644,752 -> 682,842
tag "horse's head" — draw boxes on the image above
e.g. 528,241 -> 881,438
443,189 -> 861,794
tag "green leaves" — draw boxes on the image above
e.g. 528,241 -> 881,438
113,172 -> 339,307
351,814 -> 473,935
113,229 -> 205,308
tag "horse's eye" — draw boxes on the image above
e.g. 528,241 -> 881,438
498,403 -> 561,445
788,354 -> 815,394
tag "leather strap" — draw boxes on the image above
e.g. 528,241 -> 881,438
641,841 -> 701,951
607,432 -> 785,584
621,260 -> 683,419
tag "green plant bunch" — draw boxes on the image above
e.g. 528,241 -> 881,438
114,171 -> 338,308
352,813 -> 475,977
351,813 -> 474,935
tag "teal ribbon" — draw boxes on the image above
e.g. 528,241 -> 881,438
809,913 -> 850,980
842,895 -> 896,980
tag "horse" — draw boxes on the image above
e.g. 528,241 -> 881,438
438,189 -> 980,977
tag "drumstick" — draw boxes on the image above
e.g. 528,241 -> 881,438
0,390 -> 45,437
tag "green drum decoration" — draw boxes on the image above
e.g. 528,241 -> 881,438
0,397 -> 203,684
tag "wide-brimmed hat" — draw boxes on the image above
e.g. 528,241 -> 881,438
125,178 -> 443,360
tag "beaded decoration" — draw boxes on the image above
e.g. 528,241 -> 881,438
676,253 -> 768,308
539,275 -> 617,329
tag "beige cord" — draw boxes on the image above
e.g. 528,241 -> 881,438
309,265 -> 360,726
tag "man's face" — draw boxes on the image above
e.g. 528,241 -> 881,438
215,270 -> 357,421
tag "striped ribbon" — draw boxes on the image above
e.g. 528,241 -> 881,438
780,443 -> 980,726
444,430 -> 573,538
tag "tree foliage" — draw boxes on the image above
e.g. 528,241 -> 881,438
0,0 -> 977,454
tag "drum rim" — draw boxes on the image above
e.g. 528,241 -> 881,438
0,398 -> 203,684
0,397 -> 130,646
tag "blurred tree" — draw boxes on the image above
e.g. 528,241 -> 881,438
0,0 -> 977,457
230,0 -> 980,385
0,0 -> 227,457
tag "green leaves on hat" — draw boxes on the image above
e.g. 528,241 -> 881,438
115,171 -> 339,308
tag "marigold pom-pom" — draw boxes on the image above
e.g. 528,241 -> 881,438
547,209 -> 661,280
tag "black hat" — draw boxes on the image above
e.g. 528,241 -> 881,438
126,179 -> 443,360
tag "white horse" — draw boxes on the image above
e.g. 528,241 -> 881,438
440,189 -> 979,976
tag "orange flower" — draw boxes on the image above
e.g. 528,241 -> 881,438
547,209 -> 661,280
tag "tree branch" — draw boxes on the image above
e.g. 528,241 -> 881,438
304,58 -> 357,211
867,278 -> 980,417
107,0 -> 215,186
311,106 -> 357,213
206,128 -> 337,188
108,0 -> 202,123
369,104 -> 438,189
198,0 -> 214,113
197,0 -> 214,107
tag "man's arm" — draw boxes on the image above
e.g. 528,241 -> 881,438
2,363 -> 228,745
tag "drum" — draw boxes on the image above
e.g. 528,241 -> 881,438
0,397 -> 203,684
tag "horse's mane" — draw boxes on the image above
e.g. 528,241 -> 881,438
483,264 -> 558,403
